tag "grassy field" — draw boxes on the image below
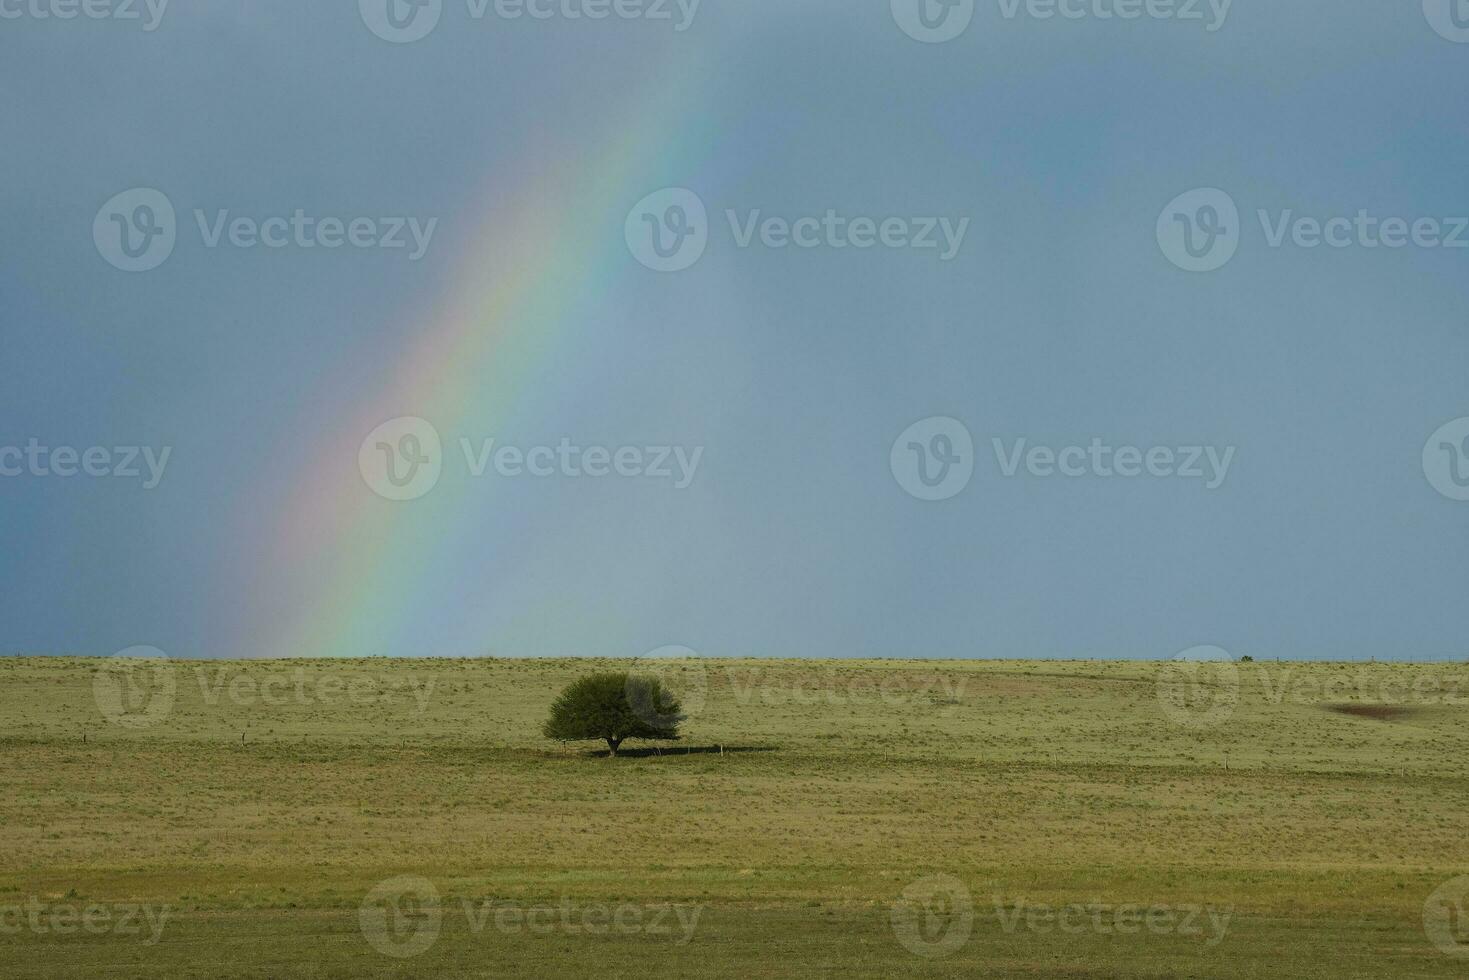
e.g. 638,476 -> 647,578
2,655 -> 1468,977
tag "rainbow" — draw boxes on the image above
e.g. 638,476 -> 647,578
261,65 -> 716,659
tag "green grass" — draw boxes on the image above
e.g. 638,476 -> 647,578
2,656 -> 1468,977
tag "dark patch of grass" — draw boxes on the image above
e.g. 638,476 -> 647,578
585,745 -> 779,759
1326,703 -> 1418,721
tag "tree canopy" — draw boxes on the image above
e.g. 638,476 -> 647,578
541,672 -> 684,756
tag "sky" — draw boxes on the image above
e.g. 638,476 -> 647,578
1,0 -> 1466,662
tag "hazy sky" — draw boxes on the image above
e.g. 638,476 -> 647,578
2,0 -> 1466,661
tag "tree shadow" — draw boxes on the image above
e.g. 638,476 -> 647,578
587,744 -> 778,759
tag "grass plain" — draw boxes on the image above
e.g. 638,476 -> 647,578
2,655 -> 1468,978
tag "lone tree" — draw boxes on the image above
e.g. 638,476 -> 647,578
541,672 -> 684,757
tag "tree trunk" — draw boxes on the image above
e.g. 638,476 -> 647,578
607,738 -> 621,757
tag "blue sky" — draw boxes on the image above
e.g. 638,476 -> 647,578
1,0 -> 1466,660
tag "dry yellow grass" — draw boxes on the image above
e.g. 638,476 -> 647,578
2,656 -> 1467,977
